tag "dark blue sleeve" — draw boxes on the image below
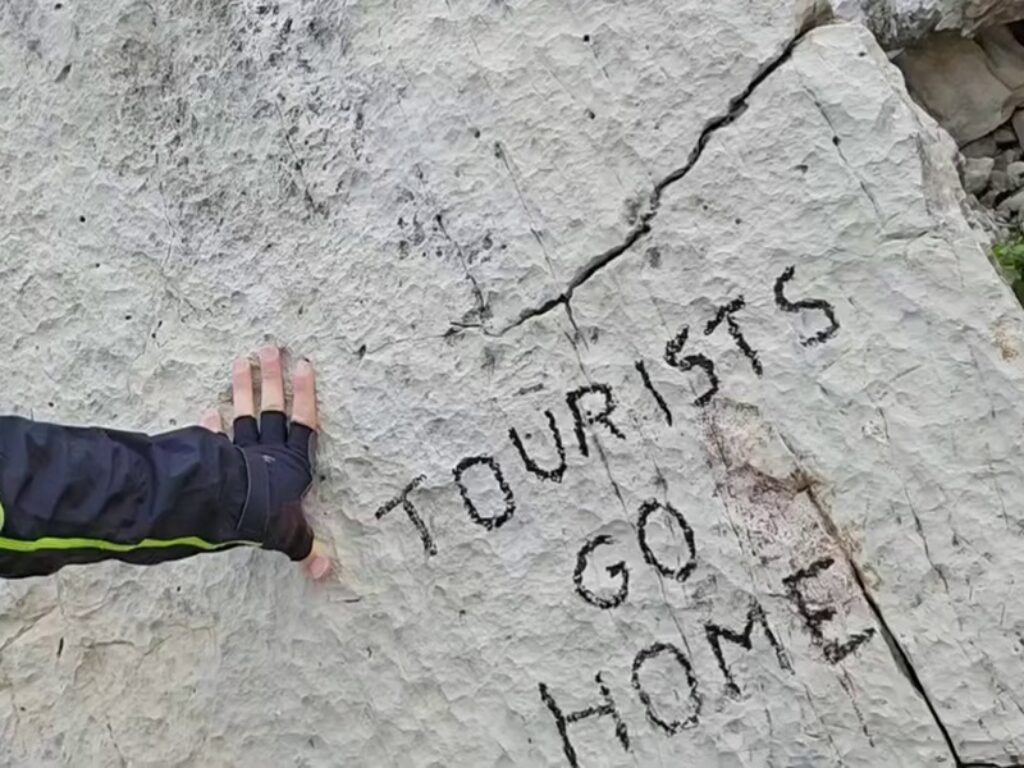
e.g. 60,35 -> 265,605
0,416 -> 264,578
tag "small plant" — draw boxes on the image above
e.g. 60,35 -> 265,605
993,235 -> 1024,306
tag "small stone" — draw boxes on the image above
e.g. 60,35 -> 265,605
964,157 -> 995,194
1003,147 -> 1023,165
995,125 -> 1019,146
997,186 -> 1024,214
1013,111 -> 1024,147
1008,161 -> 1024,189
962,134 -> 997,158
990,169 -> 1010,195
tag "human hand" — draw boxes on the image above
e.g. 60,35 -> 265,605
200,347 -> 332,581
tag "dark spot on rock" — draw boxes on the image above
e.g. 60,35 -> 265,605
701,203 -> 709,212
54,2 -> 62,8
734,217 -> 742,225
832,136 -> 841,146
297,306 -> 304,316
585,108 -> 596,120
472,127 -> 481,139
646,247 -> 661,268
589,327 -> 600,343
357,344 -> 367,359
482,347 -> 497,372
410,217 -> 426,245
355,111 -> 364,131
124,314 -> 132,321
48,401 -> 54,407
482,234 -> 493,250
169,418 -> 177,426
398,240 -> 409,257
583,34 -> 591,42
435,247 -> 443,257
624,196 -> 641,225
79,215 -> 86,223
256,4 -> 270,13
494,142 -> 503,159
795,163 -> 809,173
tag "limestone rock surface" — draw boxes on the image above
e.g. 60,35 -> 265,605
835,0 -> 1024,46
1,2 -> 1024,767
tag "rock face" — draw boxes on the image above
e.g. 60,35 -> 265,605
2,3 -> 1024,767
835,0 -> 1024,47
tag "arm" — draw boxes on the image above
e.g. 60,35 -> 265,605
0,349 -> 320,579
0,418 -> 258,578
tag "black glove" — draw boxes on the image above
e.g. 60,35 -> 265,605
233,411 -> 315,561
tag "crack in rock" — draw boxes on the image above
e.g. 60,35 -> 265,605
804,487 -> 1024,768
489,11 -> 829,337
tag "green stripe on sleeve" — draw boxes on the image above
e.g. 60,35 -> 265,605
0,534 -> 259,554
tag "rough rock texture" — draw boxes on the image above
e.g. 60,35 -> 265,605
836,0 -> 1024,47
2,2 -> 1024,767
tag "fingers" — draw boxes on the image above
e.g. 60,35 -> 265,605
291,359 -> 317,430
232,358 -> 256,419
231,347 -> 315,446
199,409 -> 224,434
259,346 -> 286,412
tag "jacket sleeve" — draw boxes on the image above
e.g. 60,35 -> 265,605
0,416 -> 269,578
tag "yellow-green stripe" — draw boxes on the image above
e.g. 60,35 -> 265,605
0,535 -> 258,553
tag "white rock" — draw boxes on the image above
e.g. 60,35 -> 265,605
964,156 -> 996,193
997,186 -> 1024,213
1007,160 -> 1024,188
2,7 -> 1024,768
996,147 -> 1023,170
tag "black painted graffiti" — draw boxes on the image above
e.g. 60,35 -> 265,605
704,295 -> 763,376
369,269 -> 847,765
637,499 -> 697,584
774,265 -> 840,346
452,456 -> 516,531
374,475 -> 436,556
783,557 -> 875,664
566,384 -> 626,457
573,535 -> 630,609
634,360 -> 673,426
373,269 -> 841,554
704,600 -> 792,697
664,325 -> 719,407
509,409 -> 567,483
539,674 -> 631,768
631,642 -> 703,734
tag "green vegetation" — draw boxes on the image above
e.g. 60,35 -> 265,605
993,235 -> 1024,306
